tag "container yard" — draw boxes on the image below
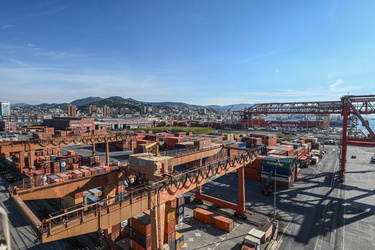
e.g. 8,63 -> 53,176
0,95 -> 375,249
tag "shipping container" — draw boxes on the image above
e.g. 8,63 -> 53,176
213,215 -> 234,232
47,174 -> 61,183
182,194 -> 190,205
257,221 -> 273,243
93,166 -> 105,174
169,241 -> 176,250
175,232 -> 184,249
193,208 -> 214,225
165,219 -> 176,234
177,214 -> 184,225
164,231 -> 176,244
261,156 -> 296,169
88,188 -> 103,197
165,209 -> 176,223
177,205 -> 184,215
62,195 -> 84,206
120,226 -> 130,239
176,195 -> 184,207
261,165 -> 294,176
166,199 -> 177,208
130,213 -> 151,236
129,228 -> 152,250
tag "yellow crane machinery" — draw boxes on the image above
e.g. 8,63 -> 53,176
144,141 -> 160,156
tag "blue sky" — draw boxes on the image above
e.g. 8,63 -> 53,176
1,0 -> 375,106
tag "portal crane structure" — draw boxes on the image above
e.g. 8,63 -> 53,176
239,95 -> 375,182
8,145 -> 264,249
0,132 -> 135,171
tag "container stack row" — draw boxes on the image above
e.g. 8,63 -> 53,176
129,212 -> 152,250
60,187 -> 104,209
193,208 -> 234,233
260,156 -> 297,189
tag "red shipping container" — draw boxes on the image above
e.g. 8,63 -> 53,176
130,213 -> 151,236
80,169 -> 91,177
257,221 -> 273,243
51,165 -> 60,174
88,167 -> 98,175
166,199 -> 177,208
43,166 -> 51,174
70,163 -> 79,170
130,228 -> 152,250
73,170 -> 83,178
130,238 -> 149,250
193,208 -> 215,225
164,219 -> 176,234
164,231 -> 176,244
176,195 -> 184,207
74,191 -> 84,199
57,173 -> 70,182
120,226 -> 129,239
213,215 -> 234,232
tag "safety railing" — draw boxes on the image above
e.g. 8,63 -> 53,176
159,144 -> 221,158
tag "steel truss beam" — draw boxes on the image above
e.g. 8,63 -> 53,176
239,95 -> 375,182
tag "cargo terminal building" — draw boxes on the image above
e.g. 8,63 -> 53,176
43,117 -> 96,131
99,118 -> 154,130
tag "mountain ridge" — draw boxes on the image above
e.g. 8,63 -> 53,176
11,96 -> 252,112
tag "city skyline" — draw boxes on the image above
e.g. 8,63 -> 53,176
1,1 -> 375,105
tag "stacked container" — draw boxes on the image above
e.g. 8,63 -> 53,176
193,208 -> 234,233
61,194 -> 84,208
193,208 -> 215,225
260,156 -> 296,189
175,232 -> 184,249
165,199 -> 177,250
129,212 -> 152,250
115,181 -> 126,202
244,155 -> 266,181
176,195 -> 185,225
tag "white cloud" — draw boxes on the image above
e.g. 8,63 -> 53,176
0,24 -> 12,30
0,65 -> 192,105
329,79 -> 343,90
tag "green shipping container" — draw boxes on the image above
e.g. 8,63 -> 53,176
261,156 -> 295,169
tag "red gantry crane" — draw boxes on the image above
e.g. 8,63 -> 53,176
239,95 -> 375,182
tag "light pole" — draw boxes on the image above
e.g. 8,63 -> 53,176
274,160 -> 278,217
274,159 -> 283,218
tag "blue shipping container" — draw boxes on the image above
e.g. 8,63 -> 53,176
177,205 -> 184,215
175,234 -> 184,245
261,165 -> 293,176
177,214 -> 184,225
169,241 -> 176,250
60,165 -> 67,172
81,157 -> 90,163
93,166 -> 104,173
182,194 -> 190,205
